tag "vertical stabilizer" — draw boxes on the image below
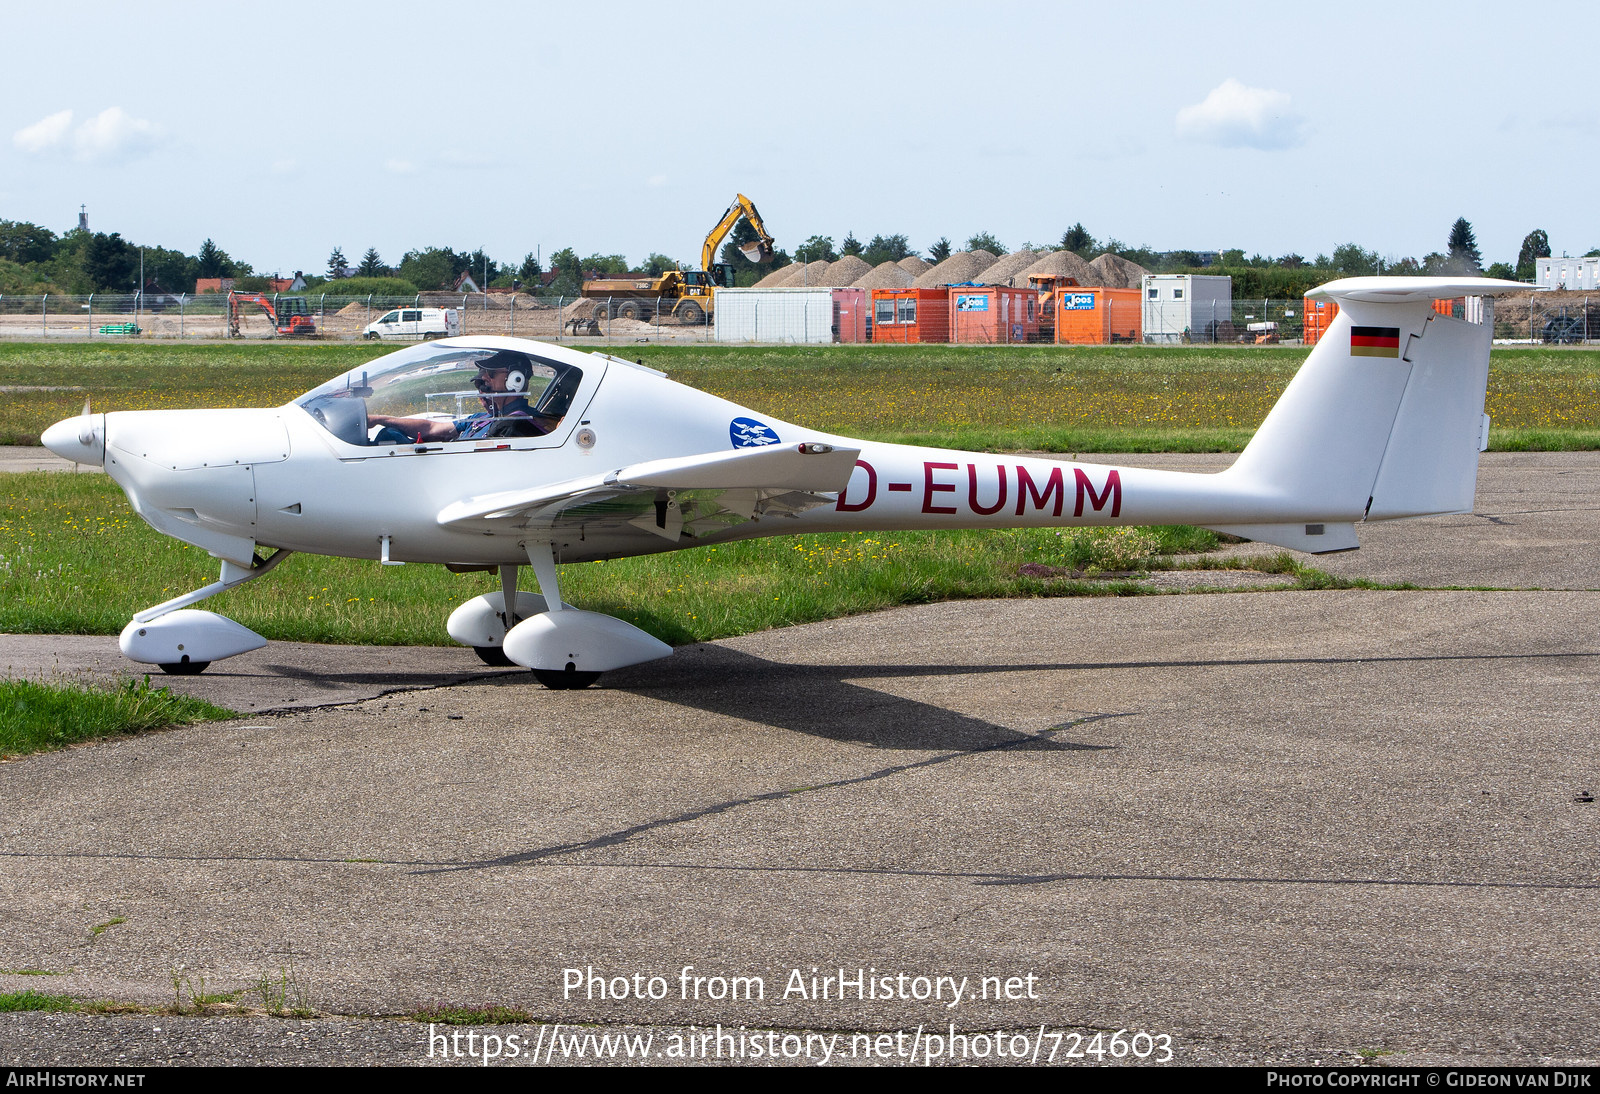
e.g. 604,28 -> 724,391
1222,277 -> 1523,524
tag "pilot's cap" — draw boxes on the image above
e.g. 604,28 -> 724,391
473,350 -> 525,373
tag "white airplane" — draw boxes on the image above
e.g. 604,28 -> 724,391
41,276 -> 1523,689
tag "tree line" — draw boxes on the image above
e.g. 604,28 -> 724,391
1,214 -> 1589,299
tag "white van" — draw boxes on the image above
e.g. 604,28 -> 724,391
362,307 -> 461,340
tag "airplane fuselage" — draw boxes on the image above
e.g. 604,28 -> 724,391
90,366 -> 1329,570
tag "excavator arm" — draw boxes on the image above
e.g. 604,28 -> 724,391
700,193 -> 775,272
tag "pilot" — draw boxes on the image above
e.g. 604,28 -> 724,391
368,352 -> 559,442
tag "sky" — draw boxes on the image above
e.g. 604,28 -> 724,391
2,1 -> 1595,276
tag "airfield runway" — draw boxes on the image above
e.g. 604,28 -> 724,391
1,453 -> 1597,1066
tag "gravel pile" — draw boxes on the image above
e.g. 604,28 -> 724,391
779,259 -> 833,287
913,249 -> 998,288
815,255 -> 872,286
1016,250 -> 1098,286
1089,253 -> 1150,289
897,256 -> 931,276
854,261 -> 917,289
753,264 -> 797,288
335,302 -> 368,317
973,249 -> 1039,286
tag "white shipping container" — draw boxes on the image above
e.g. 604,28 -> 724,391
1536,257 -> 1600,291
1141,274 -> 1233,343
714,287 -> 836,344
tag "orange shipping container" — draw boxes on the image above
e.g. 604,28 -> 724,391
1302,296 -> 1338,345
1055,287 -> 1142,344
949,285 -> 1039,344
870,288 -> 951,343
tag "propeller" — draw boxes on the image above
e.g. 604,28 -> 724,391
77,396 -> 96,445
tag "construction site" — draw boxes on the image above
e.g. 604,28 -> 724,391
0,194 -> 1590,346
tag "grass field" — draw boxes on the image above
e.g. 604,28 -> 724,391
4,341 -> 1598,450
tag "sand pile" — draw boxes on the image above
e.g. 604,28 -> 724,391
974,249 -> 1038,286
1017,250 -> 1098,286
335,301 -> 368,317
897,256 -> 931,276
914,249 -> 998,288
854,261 -> 916,289
814,255 -> 871,287
1089,253 -> 1150,289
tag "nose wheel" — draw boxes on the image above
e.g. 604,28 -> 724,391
158,659 -> 211,675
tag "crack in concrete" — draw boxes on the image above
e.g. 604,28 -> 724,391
412,712 -> 1133,876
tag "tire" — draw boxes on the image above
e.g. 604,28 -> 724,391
618,300 -> 644,321
532,667 -> 602,690
591,301 -> 614,321
1544,316 -> 1585,345
364,332 -> 379,340
158,660 -> 211,675
677,301 -> 704,326
474,646 -> 516,667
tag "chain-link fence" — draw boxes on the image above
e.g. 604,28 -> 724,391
0,287 -> 1573,345
1494,291 -> 1600,344
0,291 -> 718,343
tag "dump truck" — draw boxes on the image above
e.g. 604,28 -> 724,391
581,194 -> 775,325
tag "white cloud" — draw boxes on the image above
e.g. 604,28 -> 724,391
384,158 -> 419,174
72,107 -> 159,162
1175,79 -> 1304,151
12,107 -> 162,162
13,109 -> 74,154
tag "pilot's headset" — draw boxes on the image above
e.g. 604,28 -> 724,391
474,351 -> 531,409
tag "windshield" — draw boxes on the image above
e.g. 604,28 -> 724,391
294,342 -> 585,447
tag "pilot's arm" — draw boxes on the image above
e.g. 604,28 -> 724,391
366,413 -> 458,443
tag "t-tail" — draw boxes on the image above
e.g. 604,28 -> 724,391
1209,276 -> 1526,552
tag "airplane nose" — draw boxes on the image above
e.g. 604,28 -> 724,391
41,414 -> 106,467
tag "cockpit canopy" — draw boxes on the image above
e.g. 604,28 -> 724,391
294,342 -> 585,447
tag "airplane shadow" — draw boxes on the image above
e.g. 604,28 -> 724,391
482,643 -> 1128,753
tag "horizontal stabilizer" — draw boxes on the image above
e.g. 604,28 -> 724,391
1308,276 -> 1527,304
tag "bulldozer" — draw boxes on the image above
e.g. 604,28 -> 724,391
581,194 -> 775,326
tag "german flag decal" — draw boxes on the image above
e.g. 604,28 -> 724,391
1350,325 -> 1401,357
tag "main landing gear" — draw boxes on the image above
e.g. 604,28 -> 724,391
446,542 -> 672,689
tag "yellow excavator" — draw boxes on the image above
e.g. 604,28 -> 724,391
580,194 -> 775,325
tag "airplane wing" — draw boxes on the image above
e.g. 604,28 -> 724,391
436,442 -> 861,542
